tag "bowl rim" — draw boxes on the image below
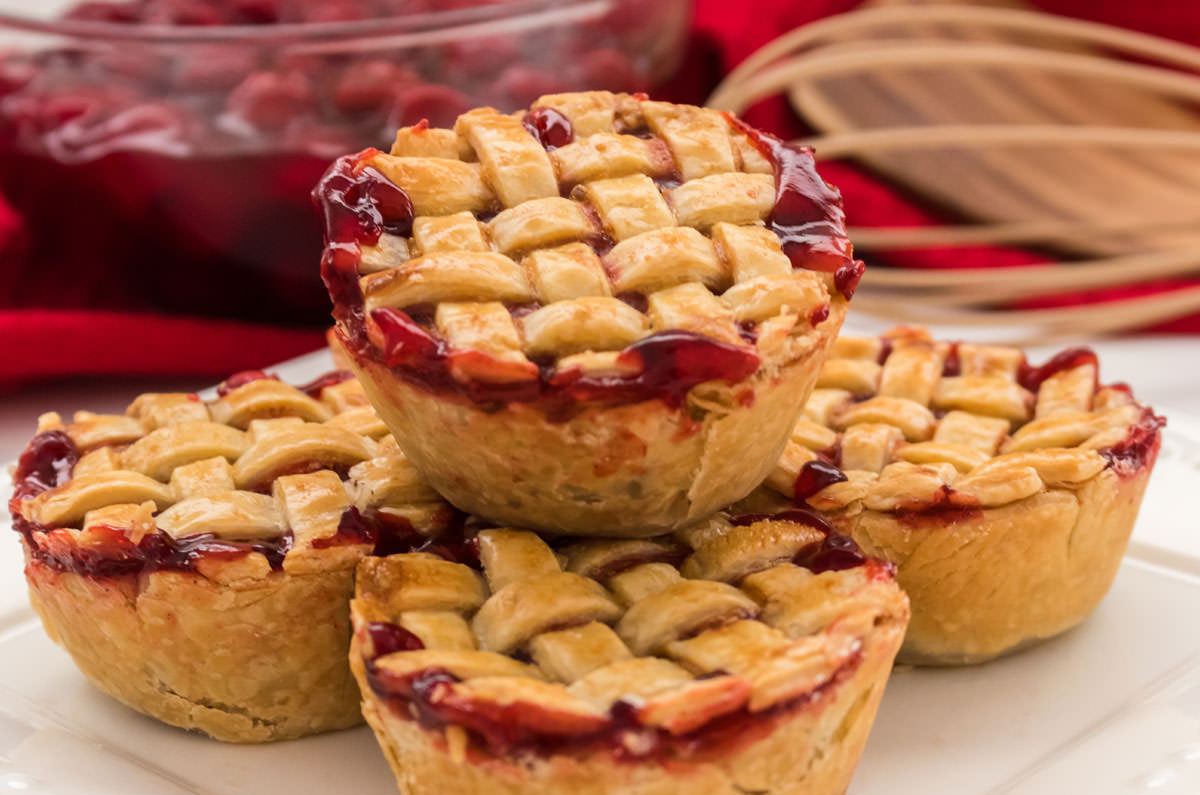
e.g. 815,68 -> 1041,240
0,0 -> 611,45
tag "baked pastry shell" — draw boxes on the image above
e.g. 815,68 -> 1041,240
21,541 -> 365,742
338,303 -> 844,537
349,580 -> 906,795
744,436 -> 1160,665
851,459 -> 1156,665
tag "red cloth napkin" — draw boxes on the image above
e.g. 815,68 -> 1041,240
2,0 -> 1197,385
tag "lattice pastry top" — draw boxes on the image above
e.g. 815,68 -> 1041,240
10,371 -> 456,580
352,509 -> 907,758
763,327 -> 1164,512
317,90 -> 862,407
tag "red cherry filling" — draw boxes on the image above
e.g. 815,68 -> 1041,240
367,621 -> 425,656
365,627 -> 865,761
1098,408 -> 1165,477
294,369 -> 354,398
725,114 -> 860,298
22,519 -> 294,577
12,430 -> 79,501
1018,347 -> 1100,393
216,369 -> 280,396
794,459 -> 847,501
522,107 -> 574,150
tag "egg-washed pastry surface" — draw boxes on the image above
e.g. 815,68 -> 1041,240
351,510 -> 908,795
748,326 -> 1164,664
9,370 -> 456,742
316,90 -> 862,535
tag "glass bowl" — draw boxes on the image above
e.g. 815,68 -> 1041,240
0,0 -> 689,325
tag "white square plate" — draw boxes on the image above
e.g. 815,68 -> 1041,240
2,351 -> 1198,795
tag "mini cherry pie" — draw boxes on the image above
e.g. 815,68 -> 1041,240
316,90 -> 863,536
8,370 -> 457,742
742,327 -> 1165,665
350,510 -> 908,794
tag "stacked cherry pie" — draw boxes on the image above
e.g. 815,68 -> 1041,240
747,327 -> 1164,664
351,512 -> 908,794
9,370 -> 458,742
317,90 -> 864,536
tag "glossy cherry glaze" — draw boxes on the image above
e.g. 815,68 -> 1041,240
216,369 -> 279,397
793,459 -> 847,501
581,542 -> 690,582
876,337 -> 894,366
365,635 -> 863,762
355,505 -> 893,758
941,341 -> 962,377
315,112 -> 866,412
367,621 -> 425,656
295,369 -> 355,398
1099,408 -> 1165,477
316,150 -> 415,346
725,114 -> 862,299
11,430 -> 78,501
522,107 -> 574,150
351,307 -> 762,414
17,515 -> 293,577
1018,347 -> 1099,393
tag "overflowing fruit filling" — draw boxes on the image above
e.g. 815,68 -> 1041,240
317,92 -> 863,410
353,514 -> 901,760
762,329 -> 1165,514
8,370 -> 462,578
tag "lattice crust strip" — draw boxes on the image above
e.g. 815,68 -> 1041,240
354,515 -> 904,737
337,90 -> 856,382
764,327 -> 1160,511
15,374 -> 454,567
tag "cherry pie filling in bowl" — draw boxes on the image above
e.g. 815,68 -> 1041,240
745,327 -> 1165,665
8,370 -> 461,742
350,509 -> 909,795
0,0 -> 685,323
317,90 -> 865,536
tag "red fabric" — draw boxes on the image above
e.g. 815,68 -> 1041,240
2,0 -> 1197,384
2,310 -> 325,382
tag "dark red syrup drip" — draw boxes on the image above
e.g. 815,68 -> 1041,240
314,150 -> 414,342
414,518 -> 480,567
795,533 -> 867,574
1018,347 -> 1099,393
295,369 -> 354,398
364,315 -> 760,415
583,544 -> 690,582
614,291 -> 648,314
819,442 -> 843,468
521,107 -> 574,150
550,331 -> 761,411
942,342 -> 962,377
833,260 -> 866,300
793,459 -> 847,501
1098,408 -> 1165,476
318,505 -> 467,559
12,430 -> 78,501
505,302 -> 543,321
22,520 -> 293,578
216,369 -> 279,397
725,114 -> 857,297
367,621 -> 425,656
877,337 -> 894,365
809,303 -> 830,328
367,639 -> 863,762
737,320 -> 758,345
